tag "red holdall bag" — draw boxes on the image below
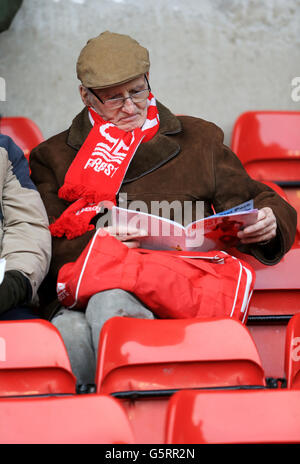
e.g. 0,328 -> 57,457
56,229 -> 255,323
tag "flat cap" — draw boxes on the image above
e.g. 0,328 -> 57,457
76,31 -> 150,89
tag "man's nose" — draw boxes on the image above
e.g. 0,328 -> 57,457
122,96 -> 136,113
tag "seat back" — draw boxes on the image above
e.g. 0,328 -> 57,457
231,111 -> 300,232
0,320 -> 76,396
229,247 -> 300,379
0,394 -> 134,444
0,116 -> 43,160
165,389 -> 300,444
230,111 -> 300,373
231,111 -> 300,180
285,314 -> 300,388
96,317 -> 265,443
96,317 -> 265,394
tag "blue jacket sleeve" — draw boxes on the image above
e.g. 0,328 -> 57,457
0,134 -> 37,190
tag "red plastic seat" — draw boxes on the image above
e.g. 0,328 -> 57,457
97,317 -> 265,392
0,116 -> 43,160
230,111 -> 300,378
231,110 -> 300,233
231,111 -> 300,181
165,389 -> 300,444
96,317 -> 265,443
285,314 -> 300,388
0,320 -> 76,396
0,394 -> 134,444
228,246 -> 300,378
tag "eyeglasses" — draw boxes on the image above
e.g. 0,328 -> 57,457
88,75 -> 151,109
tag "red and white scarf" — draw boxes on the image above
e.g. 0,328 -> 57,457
49,93 -> 159,239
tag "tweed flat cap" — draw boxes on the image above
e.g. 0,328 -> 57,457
76,31 -> 150,89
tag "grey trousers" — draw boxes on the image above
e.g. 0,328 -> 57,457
51,289 -> 154,385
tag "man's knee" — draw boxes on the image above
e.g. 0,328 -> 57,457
87,289 -> 135,312
51,309 -> 90,341
85,289 -> 155,354
86,289 -> 155,321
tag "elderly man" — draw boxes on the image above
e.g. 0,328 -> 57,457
30,31 -> 296,385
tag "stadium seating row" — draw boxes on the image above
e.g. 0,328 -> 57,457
1,388 -> 300,444
0,315 -> 299,443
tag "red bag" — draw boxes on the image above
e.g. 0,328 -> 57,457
56,229 -> 255,323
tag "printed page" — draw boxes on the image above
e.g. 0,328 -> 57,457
185,209 -> 258,251
112,206 -> 187,250
112,202 -> 258,252
213,199 -> 254,216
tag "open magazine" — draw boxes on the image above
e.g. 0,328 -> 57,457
111,200 -> 258,252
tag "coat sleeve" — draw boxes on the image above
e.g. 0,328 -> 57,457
0,145 -> 52,300
211,130 -> 297,264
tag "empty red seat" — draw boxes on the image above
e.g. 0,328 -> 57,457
0,116 -> 43,160
0,319 -> 76,396
96,317 -> 265,443
231,110 -> 300,234
0,394 -> 134,444
230,111 -> 300,378
285,313 -> 300,388
97,317 -> 265,393
231,111 -> 300,181
229,246 -> 300,379
165,389 -> 300,444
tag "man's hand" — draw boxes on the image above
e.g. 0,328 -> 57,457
237,207 -> 277,244
100,225 -> 148,248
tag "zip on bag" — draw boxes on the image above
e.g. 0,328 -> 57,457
179,255 -> 225,264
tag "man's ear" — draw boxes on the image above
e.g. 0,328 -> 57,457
79,85 -> 90,107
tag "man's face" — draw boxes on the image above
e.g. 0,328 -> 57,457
80,74 -> 149,132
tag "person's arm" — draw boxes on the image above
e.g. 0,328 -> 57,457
212,141 -> 297,264
0,145 -> 51,300
0,142 -> 51,302
0,270 -> 31,315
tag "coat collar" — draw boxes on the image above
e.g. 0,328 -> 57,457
67,101 -> 182,183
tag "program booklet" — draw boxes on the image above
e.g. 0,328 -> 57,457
111,200 -> 258,252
